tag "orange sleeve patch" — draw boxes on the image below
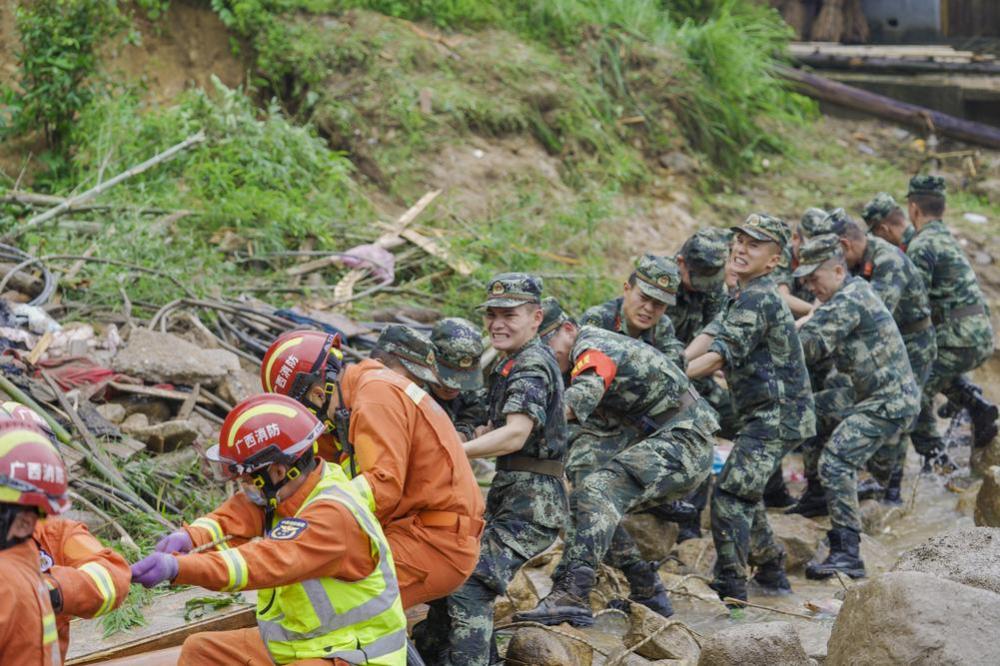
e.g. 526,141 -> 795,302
570,349 -> 618,390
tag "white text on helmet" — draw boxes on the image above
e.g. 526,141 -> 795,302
9,461 -> 65,484
275,354 -> 300,390
235,423 -> 282,453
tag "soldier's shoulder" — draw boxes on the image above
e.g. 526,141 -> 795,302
580,299 -> 617,325
511,338 -> 559,374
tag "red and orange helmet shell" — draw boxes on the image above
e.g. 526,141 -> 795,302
0,421 -> 70,515
208,394 -> 324,474
1,401 -> 55,439
261,330 -> 342,396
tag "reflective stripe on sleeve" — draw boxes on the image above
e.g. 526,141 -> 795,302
189,518 -> 228,550
79,562 -> 117,616
220,549 -> 249,592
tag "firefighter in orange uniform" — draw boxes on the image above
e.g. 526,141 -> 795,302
0,421 -> 72,666
2,402 -> 132,662
130,393 -> 409,666
257,329 -> 485,609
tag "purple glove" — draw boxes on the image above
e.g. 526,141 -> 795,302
154,530 -> 193,554
131,552 -> 179,588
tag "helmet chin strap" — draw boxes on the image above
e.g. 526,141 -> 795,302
250,454 -> 318,536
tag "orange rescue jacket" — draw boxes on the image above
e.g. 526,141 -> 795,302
0,540 -> 60,666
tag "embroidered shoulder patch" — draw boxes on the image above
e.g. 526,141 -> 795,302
39,548 -> 53,573
270,518 -> 309,541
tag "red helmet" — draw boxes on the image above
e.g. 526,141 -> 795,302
206,394 -> 325,478
0,421 -> 70,516
260,330 -> 344,404
1,401 -> 55,440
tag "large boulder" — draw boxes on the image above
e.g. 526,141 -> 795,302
623,604 -> 700,661
893,526 -> 1000,595
970,436 -> 1000,477
827,571 -> 1000,665
663,537 -> 715,576
622,513 -> 679,562
769,512 -> 825,572
113,328 -> 240,387
696,621 -> 811,666
975,466 -> 1000,527
505,625 -> 593,666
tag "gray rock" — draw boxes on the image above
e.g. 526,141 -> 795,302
121,419 -> 199,453
769,512 -> 825,572
974,466 -> 1000,528
624,604 -> 700,661
622,513 -> 679,562
827,571 -> 1000,665
663,537 -> 715,576
96,402 -> 127,424
113,328 -> 239,386
893,526 -> 1000,595
697,621 -> 811,666
216,366 -> 262,406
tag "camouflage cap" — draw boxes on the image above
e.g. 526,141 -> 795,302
482,272 -> 543,308
632,254 -> 680,305
731,213 -> 789,248
798,208 -> 829,240
907,175 -> 946,199
375,324 -> 440,386
679,228 -> 730,292
538,297 -> 571,341
430,317 -> 484,391
861,192 -> 900,228
793,233 -> 843,278
816,208 -> 857,237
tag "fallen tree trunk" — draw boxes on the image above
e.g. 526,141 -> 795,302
776,64 -> 1000,150
794,53 -> 1000,75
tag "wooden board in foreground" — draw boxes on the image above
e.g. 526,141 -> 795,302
66,589 -> 257,665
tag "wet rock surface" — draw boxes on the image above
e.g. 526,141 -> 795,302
893,526 -> 1000,594
826,571 -> 1000,666
623,604 -> 700,661
506,625 -> 594,666
696,621 -> 811,666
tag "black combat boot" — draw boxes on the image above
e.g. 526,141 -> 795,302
762,468 -> 794,508
675,520 -> 701,544
785,476 -> 828,517
751,552 -> 792,596
708,574 -> 747,608
514,562 -> 595,627
922,447 -> 956,475
644,499 -> 699,524
856,476 -> 885,501
805,528 -> 866,580
882,468 -> 903,505
621,560 -> 674,618
967,390 -> 999,449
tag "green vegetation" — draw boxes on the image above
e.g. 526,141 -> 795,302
0,0 -> 123,147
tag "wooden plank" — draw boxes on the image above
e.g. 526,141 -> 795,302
66,590 -> 258,665
400,228 -> 475,276
106,381 -> 213,406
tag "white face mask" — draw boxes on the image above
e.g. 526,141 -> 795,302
241,483 -> 267,506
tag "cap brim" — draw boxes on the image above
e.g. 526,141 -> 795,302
437,365 -> 483,391
480,297 -> 539,309
731,225 -> 781,244
688,268 -> 724,292
793,262 -> 821,279
399,358 -> 440,386
635,281 -> 677,306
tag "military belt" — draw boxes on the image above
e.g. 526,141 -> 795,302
496,454 -> 565,478
899,316 -> 932,336
633,386 -> 699,435
932,304 -> 985,326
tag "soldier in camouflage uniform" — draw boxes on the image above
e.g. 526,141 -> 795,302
898,178 -> 997,461
865,191 -> 917,252
794,235 -> 921,579
773,215 -> 816,318
430,317 -> 487,441
580,253 -> 687,368
516,298 -> 717,627
686,214 -> 816,604
437,273 -> 567,666
815,208 -> 936,504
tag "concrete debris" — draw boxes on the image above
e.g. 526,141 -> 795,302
826,571 -> 1000,666
120,417 -> 200,453
112,328 -> 239,387
696,621 -> 811,666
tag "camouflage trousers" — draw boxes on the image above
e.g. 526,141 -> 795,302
802,387 -> 905,486
562,427 -> 713,570
816,409 -> 906,532
711,432 -> 800,583
561,427 -> 645,575
695,376 -> 740,440
433,470 -> 566,666
912,344 -> 992,456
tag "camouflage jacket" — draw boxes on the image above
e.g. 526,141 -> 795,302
854,235 -> 931,330
565,326 -> 718,436
486,336 -> 566,461
580,297 -> 686,368
773,248 -> 815,302
668,283 -> 726,344
436,388 -> 488,440
906,220 -> 993,349
703,273 -> 816,440
900,224 -> 916,251
799,276 -> 920,421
